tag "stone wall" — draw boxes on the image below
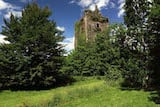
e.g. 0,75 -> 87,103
74,6 -> 109,49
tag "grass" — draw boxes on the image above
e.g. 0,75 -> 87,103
61,86 -> 157,107
0,77 -> 159,107
0,77 -> 102,107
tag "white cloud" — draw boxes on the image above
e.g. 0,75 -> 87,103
70,0 -> 125,17
0,0 -> 22,19
56,26 -> 65,32
96,0 -> 110,10
89,4 -> 96,11
78,0 -> 93,8
4,10 -> 22,19
60,37 -> 75,52
71,0 -> 110,11
0,34 -> 9,44
118,7 -> 124,18
0,0 -> 13,10
88,0 -> 110,11
119,2 -> 124,9
118,0 -> 125,18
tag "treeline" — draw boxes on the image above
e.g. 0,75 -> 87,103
62,0 -> 160,89
0,0 -> 159,90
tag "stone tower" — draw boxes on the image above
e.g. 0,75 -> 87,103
74,5 -> 109,48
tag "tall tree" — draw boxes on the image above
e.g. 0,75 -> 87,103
0,3 -> 65,89
123,0 -> 151,88
124,0 -> 150,53
147,0 -> 160,85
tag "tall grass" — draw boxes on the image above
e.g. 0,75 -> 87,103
31,81 -> 106,107
0,77 -> 103,107
0,77 -> 158,107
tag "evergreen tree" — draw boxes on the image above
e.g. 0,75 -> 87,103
0,3 -> 65,89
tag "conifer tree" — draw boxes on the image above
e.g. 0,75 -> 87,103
0,3 -> 65,89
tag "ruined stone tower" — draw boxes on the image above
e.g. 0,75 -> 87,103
74,5 -> 109,48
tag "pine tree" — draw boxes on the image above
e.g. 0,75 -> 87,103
0,3 -> 65,89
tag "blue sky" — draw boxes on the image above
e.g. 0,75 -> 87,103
0,0 -> 125,51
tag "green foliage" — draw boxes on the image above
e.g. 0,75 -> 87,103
124,0 -> 150,54
121,0 -> 152,88
65,21 -> 152,88
62,46 -> 101,76
0,3 -> 69,90
99,0 -> 158,89
75,21 -> 86,48
122,58 -> 150,88
62,26 -> 122,81
147,1 -> 160,85
105,65 -> 122,81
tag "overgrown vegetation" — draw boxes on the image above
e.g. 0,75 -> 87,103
0,77 -> 158,107
63,0 -> 160,90
147,0 -> 160,86
0,0 -> 160,106
74,21 -> 86,48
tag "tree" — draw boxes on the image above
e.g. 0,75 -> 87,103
61,45 -> 100,76
62,27 -> 122,80
147,0 -> 160,86
124,0 -> 150,53
121,0 -> 151,88
0,3 -> 66,90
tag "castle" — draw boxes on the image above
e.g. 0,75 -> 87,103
74,5 -> 109,48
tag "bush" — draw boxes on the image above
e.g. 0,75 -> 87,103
122,58 -> 150,88
105,65 -> 122,81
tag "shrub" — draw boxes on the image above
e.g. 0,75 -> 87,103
105,65 -> 122,81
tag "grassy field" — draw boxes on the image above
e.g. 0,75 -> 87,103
0,77 -> 159,107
